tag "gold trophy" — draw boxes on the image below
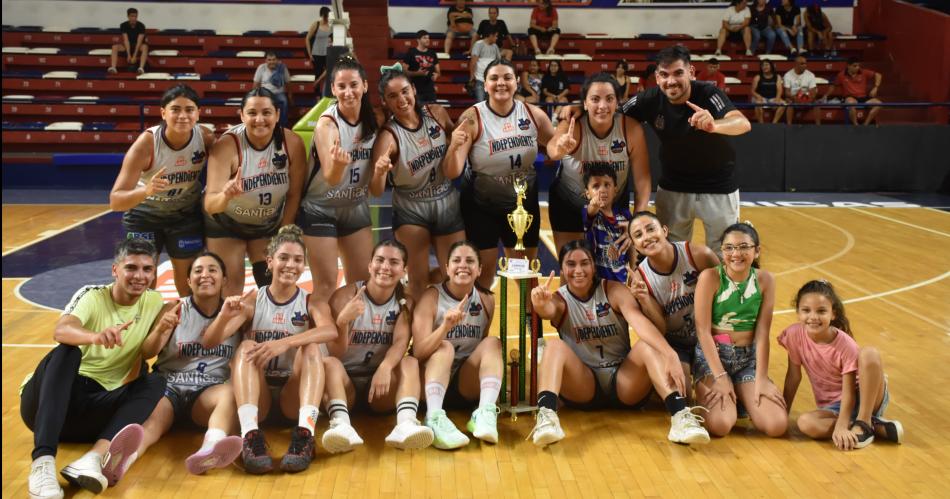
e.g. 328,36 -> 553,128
507,176 -> 533,252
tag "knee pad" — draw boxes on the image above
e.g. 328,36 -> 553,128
251,261 -> 271,287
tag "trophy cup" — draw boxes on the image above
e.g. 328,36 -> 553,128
507,177 -> 533,252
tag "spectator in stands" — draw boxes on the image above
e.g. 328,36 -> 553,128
716,0 -> 753,57
783,55 -> 820,124
305,6 -> 332,96
109,7 -> 149,75
403,30 -> 441,104
528,0 -> 561,56
541,60 -> 570,117
518,59 -> 543,104
821,57 -> 883,126
750,59 -> 786,123
444,0 -> 475,55
615,59 -> 633,101
473,6 -> 518,60
697,58 -> 726,90
749,0 -> 776,55
637,63 -> 657,94
469,27 -> 501,102
253,51 -> 293,128
804,3 -> 836,57
774,0 -> 806,55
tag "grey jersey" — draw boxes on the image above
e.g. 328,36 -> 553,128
338,282 -> 404,376
555,281 -> 630,369
303,104 -> 375,209
556,114 -> 629,206
248,286 -> 311,381
637,241 -> 700,346
387,107 -> 452,202
135,124 -> 206,213
222,123 -> 291,227
433,284 -> 491,372
154,297 -> 238,389
467,100 -> 539,208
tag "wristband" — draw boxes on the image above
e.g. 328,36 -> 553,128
714,371 -> 728,380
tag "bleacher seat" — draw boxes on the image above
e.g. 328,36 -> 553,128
242,31 -> 273,37
3,121 -> 46,130
2,47 -> 29,54
758,54 -> 788,61
45,121 -> 84,131
815,77 -> 830,85
41,27 -> 69,33
26,47 -> 59,54
151,49 -> 180,57
291,74 -> 316,82
3,94 -> 35,101
88,48 -> 112,56
725,77 -> 742,85
42,71 -> 78,79
86,122 -> 117,131
64,96 -> 100,103
175,73 -> 201,80
137,72 -> 173,80
562,54 -> 593,61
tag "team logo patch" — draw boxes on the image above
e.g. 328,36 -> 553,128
518,118 -> 531,130
610,139 -> 626,153
291,311 -> 309,327
503,121 -> 514,133
595,302 -> 611,318
127,231 -> 156,241
177,237 -> 203,251
175,156 -> 186,167
417,135 -> 430,147
683,269 -> 699,287
385,310 -> 398,325
273,312 -> 285,325
192,150 -> 207,164
468,300 -> 483,316
428,125 -> 441,139
654,115 -> 665,131
272,151 -> 288,169
598,144 -> 608,156
257,157 -> 268,169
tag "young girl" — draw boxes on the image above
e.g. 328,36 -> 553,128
780,280 -> 903,450
693,222 -> 788,438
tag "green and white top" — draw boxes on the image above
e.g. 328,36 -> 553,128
711,265 -> 762,333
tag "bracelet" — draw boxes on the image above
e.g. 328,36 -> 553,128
714,371 -> 728,380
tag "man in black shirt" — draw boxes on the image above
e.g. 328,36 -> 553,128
621,45 -> 751,250
471,6 -> 518,60
109,7 -> 149,75
403,30 -> 440,104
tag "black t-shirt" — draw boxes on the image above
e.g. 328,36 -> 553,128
120,21 -> 146,51
477,19 -> 510,39
776,5 -> 800,28
403,47 -> 438,96
751,6 -> 772,30
446,6 -> 474,27
621,81 -> 738,193
541,73 -> 568,96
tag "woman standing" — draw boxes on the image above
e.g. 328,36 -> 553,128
305,6 -> 332,95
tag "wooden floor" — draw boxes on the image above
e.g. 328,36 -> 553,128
3,204 -> 949,498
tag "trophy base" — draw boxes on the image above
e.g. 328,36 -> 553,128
500,402 -> 538,421
497,271 -> 542,280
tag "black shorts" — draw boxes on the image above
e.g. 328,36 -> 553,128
548,179 -> 631,234
461,185 -> 541,251
122,206 -> 204,259
528,27 -> 561,38
163,382 -> 214,425
204,212 -> 279,241
311,55 -> 327,79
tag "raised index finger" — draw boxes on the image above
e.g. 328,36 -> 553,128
457,293 -> 470,311
119,319 -> 135,330
685,101 -> 703,113
153,166 -> 168,179
543,270 -> 556,290
567,116 -> 575,136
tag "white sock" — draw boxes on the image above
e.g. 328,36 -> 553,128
325,399 -> 349,425
198,428 -> 227,453
237,404 -> 259,437
479,376 -> 502,408
395,397 -> 419,425
425,382 -> 446,418
298,404 -> 320,433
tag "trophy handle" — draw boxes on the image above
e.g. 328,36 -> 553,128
530,259 -> 541,273
498,257 -> 509,272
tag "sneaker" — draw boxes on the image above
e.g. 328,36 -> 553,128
280,427 -> 316,473
137,67 -> 145,75
60,452 -> 107,494
745,49 -> 753,56
852,420 -> 875,449
107,67 -> 117,74
385,419 -> 435,450
185,435 -> 243,475
241,429 -> 274,474
424,409 -> 470,450
528,407 -> 565,447
714,50 -> 723,57
29,456 -> 64,499
102,423 -> 144,487
321,420 -> 364,454
875,417 -> 904,444
467,405 -> 499,444
668,407 -> 711,445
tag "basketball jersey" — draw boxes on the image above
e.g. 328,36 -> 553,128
433,284 -> 490,371
637,241 -> 701,346
712,265 -> 762,333
554,281 -> 630,369
154,297 -> 239,389
467,100 -> 539,208
136,124 -> 206,214
386,107 -> 452,202
222,123 -> 291,227
338,282 -> 404,377
583,206 -> 633,283
303,104 -> 374,209
556,114 -> 630,207
248,286 -> 312,381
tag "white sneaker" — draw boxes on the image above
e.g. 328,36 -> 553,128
745,49 -> 753,56
424,409 -> 470,450
528,407 -> 565,447
29,456 -> 64,499
467,404 -> 499,444
714,50 -> 723,56
321,420 -> 364,454
60,451 -> 107,494
385,419 -> 435,450
668,407 -> 711,445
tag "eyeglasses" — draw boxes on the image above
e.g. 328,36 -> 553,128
721,244 -> 756,253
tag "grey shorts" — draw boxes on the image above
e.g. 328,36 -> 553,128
693,342 -> 757,386
164,382 -> 215,423
654,187 -> 740,251
123,206 -> 204,259
393,190 -> 465,236
296,202 -> 371,238
204,211 -> 279,241
562,365 -> 646,410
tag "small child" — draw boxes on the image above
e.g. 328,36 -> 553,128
779,279 -> 904,450
581,163 -> 632,283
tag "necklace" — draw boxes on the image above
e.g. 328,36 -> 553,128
107,285 -> 144,326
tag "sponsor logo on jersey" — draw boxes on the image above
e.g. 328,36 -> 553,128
175,156 -> 186,167
127,231 -> 156,241
518,118 -> 531,130
669,280 -> 681,296
447,324 -> 482,339
372,313 -> 382,325
272,151 -> 288,169
253,329 -> 291,342
291,311 -> 308,327
574,323 -> 620,342
242,171 -> 289,192
273,311 -> 285,324
595,302 -> 611,318
598,144 -> 608,156
191,150 -> 206,164
503,121 -> 514,133
610,139 -> 625,153
350,147 -> 372,161
258,157 -> 268,169
406,143 -> 448,176
488,135 -> 535,155
385,310 -> 398,325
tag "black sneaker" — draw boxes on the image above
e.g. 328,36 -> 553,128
875,417 -> 904,444
241,429 -> 274,474
852,420 -> 875,449
280,427 -> 315,473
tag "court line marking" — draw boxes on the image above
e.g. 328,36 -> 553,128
775,208 -> 855,277
849,208 -> 950,238
1,208 -> 111,257
12,278 -> 63,313
2,343 -> 57,348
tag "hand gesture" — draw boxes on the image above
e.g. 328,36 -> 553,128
223,165 -> 244,200
833,425 -> 859,451
530,271 -> 558,308
613,221 -> 631,257
368,366 -> 393,403
451,117 -> 475,148
557,104 -> 582,123
373,154 -> 393,179
144,167 -> 171,196
553,117 -> 578,157
244,339 -> 289,368
94,319 -> 134,349
686,101 -> 716,133
221,288 -> 256,320
442,293 -> 469,332
337,285 -> 367,327
703,374 -> 737,411
627,270 -> 649,301
754,377 -> 787,409
587,191 -> 606,216
330,139 -> 351,170
158,300 -> 182,332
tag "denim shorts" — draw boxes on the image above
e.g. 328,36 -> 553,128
692,342 -> 756,385
820,375 -> 890,423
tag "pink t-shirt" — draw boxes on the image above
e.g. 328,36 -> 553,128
778,323 -> 859,408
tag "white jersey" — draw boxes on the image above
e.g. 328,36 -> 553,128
222,123 -> 291,227
135,124 -> 206,214
248,286 -> 311,382
154,297 -> 239,389
554,281 -> 630,369
433,284 -> 491,374
303,104 -> 375,209
467,100 -> 539,209
386,107 -> 452,202
339,282 -> 404,377
556,114 -> 630,206
637,241 -> 701,346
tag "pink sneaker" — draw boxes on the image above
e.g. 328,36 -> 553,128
185,436 -> 243,475
102,424 -> 144,487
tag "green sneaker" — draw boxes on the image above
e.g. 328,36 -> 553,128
424,410 -> 470,450
466,404 -> 499,444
